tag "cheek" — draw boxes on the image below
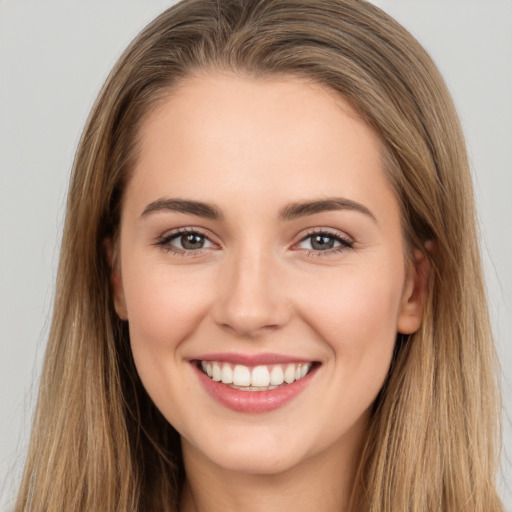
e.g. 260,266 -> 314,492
297,262 -> 404,367
122,259 -> 213,359
122,261 -> 216,426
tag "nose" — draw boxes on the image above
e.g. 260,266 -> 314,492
212,249 -> 291,339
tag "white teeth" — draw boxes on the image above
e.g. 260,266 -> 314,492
212,362 -> 222,381
251,365 -> 270,387
284,364 -> 296,384
221,363 -> 233,384
200,361 -> 314,388
270,365 -> 284,385
233,365 -> 251,387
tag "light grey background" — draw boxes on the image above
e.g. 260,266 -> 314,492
1,1 -> 510,510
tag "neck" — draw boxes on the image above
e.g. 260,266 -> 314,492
180,416 -> 368,512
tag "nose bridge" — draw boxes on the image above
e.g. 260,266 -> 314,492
213,242 -> 289,337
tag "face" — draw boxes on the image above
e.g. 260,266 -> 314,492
112,73 -> 427,476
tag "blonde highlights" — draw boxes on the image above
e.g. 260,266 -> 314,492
16,1 -> 502,510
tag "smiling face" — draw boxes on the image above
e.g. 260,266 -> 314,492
112,73 -> 427,477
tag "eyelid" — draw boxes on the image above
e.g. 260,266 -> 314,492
296,227 -> 354,243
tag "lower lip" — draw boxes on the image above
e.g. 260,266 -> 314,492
193,363 -> 317,413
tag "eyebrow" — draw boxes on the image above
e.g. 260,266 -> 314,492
140,196 -> 376,223
278,198 -> 377,223
140,198 -> 223,220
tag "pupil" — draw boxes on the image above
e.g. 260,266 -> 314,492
312,235 -> 334,250
182,234 -> 204,250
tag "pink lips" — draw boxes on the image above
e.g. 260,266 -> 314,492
191,353 -> 318,413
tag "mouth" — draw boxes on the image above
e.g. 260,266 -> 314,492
191,353 -> 321,412
197,360 -> 315,391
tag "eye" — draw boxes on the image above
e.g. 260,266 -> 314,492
295,230 -> 353,254
172,232 -> 213,250
155,228 -> 217,254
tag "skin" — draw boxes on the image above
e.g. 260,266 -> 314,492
111,72 -> 429,512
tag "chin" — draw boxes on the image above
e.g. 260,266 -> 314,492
211,448 -> 302,476
184,426 -> 312,476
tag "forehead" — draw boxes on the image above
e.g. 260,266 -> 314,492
126,72 -> 395,221
137,72 -> 375,164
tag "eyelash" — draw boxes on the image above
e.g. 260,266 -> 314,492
154,227 -> 354,257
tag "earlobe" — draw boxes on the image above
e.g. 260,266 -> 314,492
103,238 -> 128,320
396,245 -> 432,334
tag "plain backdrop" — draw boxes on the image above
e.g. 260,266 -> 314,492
1,1 -> 511,510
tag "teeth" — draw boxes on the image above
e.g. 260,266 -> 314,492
221,363 -> 233,384
233,365 -> 251,386
251,365 -> 270,387
200,361 -> 313,388
284,364 -> 296,384
212,362 -> 222,382
270,366 -> 284,385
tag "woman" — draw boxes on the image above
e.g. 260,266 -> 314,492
14,0 -> 504,510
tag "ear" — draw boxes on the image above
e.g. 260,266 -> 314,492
396,244 -> 432,334
104,238 -> 128,320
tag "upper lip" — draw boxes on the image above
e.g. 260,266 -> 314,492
191,352 -> 317,366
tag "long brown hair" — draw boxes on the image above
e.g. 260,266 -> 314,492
15,1 -> 503,510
